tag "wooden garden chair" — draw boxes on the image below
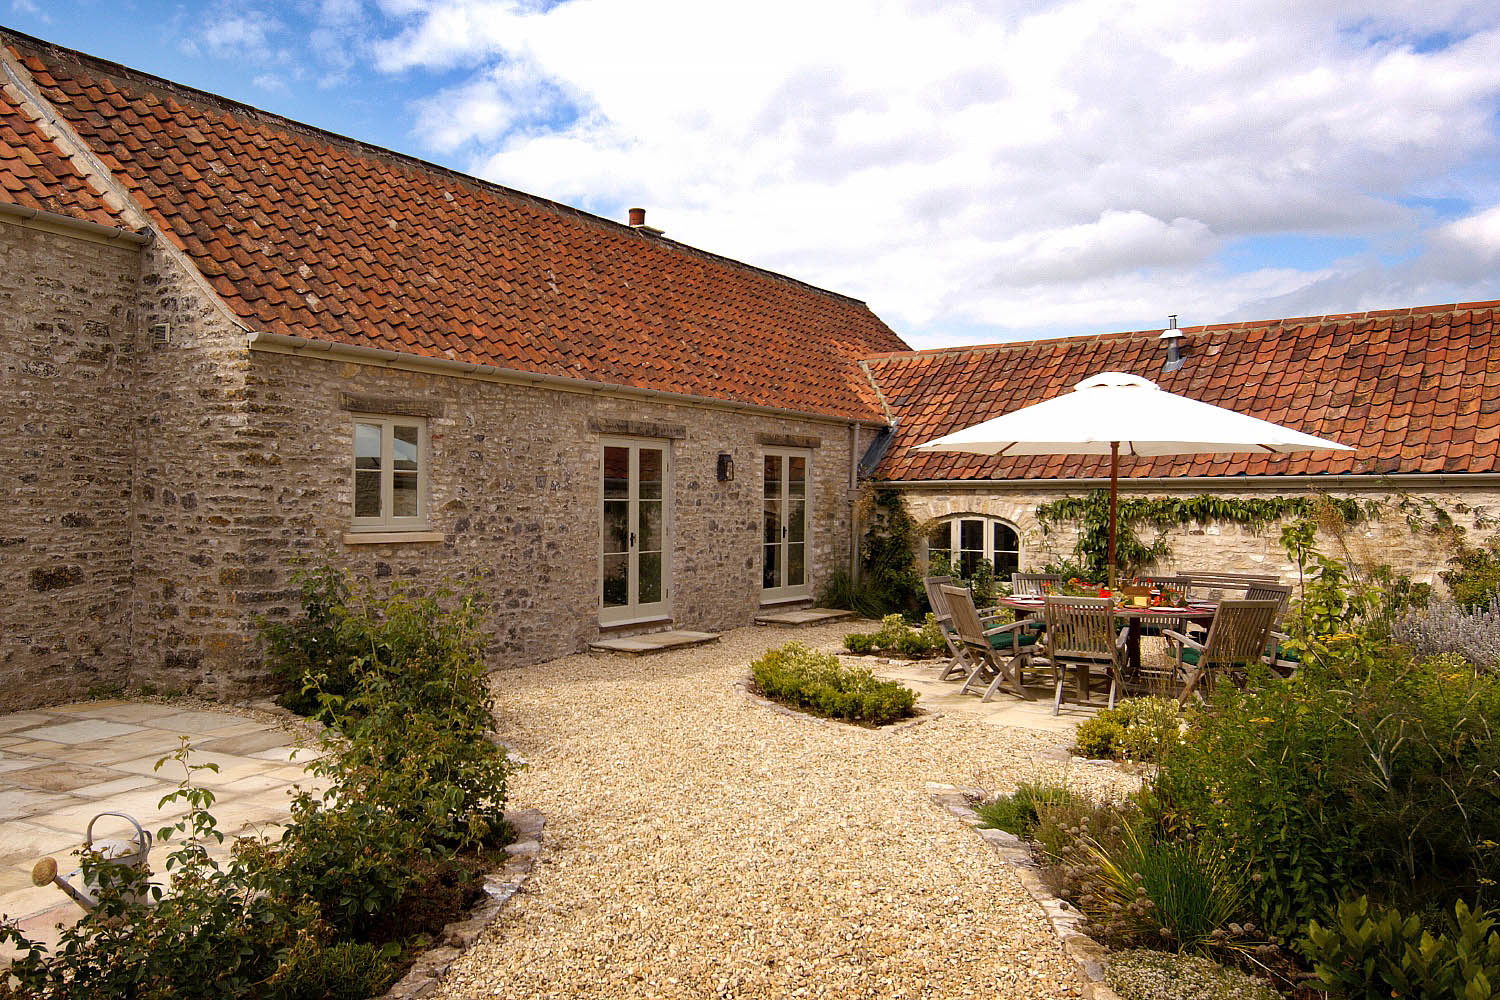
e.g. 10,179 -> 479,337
1163,598 -> 1280,705
1042,597 -> 1125,716
1011,572 -> 1063,595
923,575 -> 974,681
940,584 -> 1043,702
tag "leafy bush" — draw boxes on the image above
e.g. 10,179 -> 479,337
1392,591 -> 1500,670
751,641 -> 917,725
261,565 -> 367,719
1443,535 -> 1500,612
1302,897 -> 1500,999
1105,948 -> 1278,1000
975,781 -> 1084,838
842,613 -> 946,658
1073,697 -> 1181,761
1075,820 -> 1251,954
2,571 -> 514,999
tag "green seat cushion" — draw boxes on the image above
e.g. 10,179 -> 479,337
988,629 -> 1042,651
1179,646 -> 1259,668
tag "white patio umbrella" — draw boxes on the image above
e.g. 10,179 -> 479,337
912,371 -> 1355,588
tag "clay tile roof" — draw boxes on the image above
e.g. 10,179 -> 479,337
0,64 -> 125,228
4,31 -> 906,422
865,300 -> 1500,481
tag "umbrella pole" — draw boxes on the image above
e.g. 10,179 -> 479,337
1108,441 -> 1119,591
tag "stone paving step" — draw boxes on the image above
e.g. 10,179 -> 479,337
754,607 -> 857,626
587,630 -> 721,655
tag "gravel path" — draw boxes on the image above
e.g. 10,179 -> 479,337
436,623 -> 1136,1000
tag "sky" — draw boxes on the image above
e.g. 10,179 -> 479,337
5,0 -> 1500,349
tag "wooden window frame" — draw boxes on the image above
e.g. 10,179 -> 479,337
349,414 -> 431,533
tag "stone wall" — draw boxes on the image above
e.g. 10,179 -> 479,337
0,222 -> 140,707
901,484 -> 1497,587
237,352 -> 861,672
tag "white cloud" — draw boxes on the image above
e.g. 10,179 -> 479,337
365,0 -> 1500,343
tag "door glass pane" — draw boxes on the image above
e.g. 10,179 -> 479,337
639,552 -> 662,604
763,500 -> 780,545
392,471 -> 418,517
604,500 -> 629,554
603,447 -> 629,499
354,470 -> 381,517
763,455 -> 781,498
393,425 -> 419,471
788,456 -> 806,498
788,500 -> 806,543
602,554 -> 628,607
639,448 -> 663,501
788,543 -> 804,586
763,543 -> 780,589
354,423 -> 381,470
639,500 -> 662,553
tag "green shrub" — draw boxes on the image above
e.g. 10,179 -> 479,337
1444,535 -> 1500,612
751,641 -> 917,725
1302,897 -> 1500,999
1073,697 -> 1181,761
1074,716 -> 1126,758
1105,949 -> 1278,1000
975,781 -> 1084,838
1077,820 -> 1251,954
841,613 -> 945,658
260,565 -> 366,719
274,939 -> 400,1000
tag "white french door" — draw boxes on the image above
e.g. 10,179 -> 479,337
762,449 -> 811,602
600,440 -> 671,625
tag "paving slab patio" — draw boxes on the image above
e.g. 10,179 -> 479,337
0,700 -> 322,963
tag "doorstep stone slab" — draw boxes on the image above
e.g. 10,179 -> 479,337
754,607 -> 857,626
588,630 -> 721,654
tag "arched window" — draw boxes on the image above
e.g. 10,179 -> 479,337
926,516 -> 1020,579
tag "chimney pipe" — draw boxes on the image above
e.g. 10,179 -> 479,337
628,207 -> 646,227
1159,314 -> 1184,372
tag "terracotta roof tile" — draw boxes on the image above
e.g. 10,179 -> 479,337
0,80 -> 125,228
6,32 -> 906,421
866,301 -> 1500,480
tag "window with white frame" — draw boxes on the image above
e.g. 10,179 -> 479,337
926,516 -> 1020,579
351,416 -> 428,530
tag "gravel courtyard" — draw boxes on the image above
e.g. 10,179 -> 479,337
435,622 -> 1136,1000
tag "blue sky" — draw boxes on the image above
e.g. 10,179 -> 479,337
6,0 -> 1500,349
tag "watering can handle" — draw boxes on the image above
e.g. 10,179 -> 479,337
85,811 -> 150,852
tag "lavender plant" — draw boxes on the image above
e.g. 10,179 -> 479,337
1391,588 -> 1500,670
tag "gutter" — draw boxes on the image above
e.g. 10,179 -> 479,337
888,473 -> 1500,489
0,201 -> 151,246
246,330 -> 891,430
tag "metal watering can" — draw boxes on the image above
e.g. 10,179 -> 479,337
31,811 -> 154,911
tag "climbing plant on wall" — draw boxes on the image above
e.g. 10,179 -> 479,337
1034,491 -> 1378,580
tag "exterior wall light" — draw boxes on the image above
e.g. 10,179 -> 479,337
716,453 -> 735,482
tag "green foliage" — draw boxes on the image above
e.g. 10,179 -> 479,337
1445,535 -> 1500,612
260,565 -> 365,719
751,641 -> 917,725
853,487 -> 925,617
1106,949 -> 1279,1000
1302,897 -> 1500,1000
1077,820 -> 1252,954
1036,491 -> 1373,582
274,939 -> 400,1000
1073,697 -> 1182,761
1,571 -> 514,999
974,781 -> 1085,838
926,552 -> 1005,608
843,613 -> 946,658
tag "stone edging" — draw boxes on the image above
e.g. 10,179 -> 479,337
927,783 -> 1123,1000
378,806 -> 545,999
732,678 -> 941,731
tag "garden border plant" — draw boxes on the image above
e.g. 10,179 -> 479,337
0,567 -> 522,1000
750,640 -> 917,727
